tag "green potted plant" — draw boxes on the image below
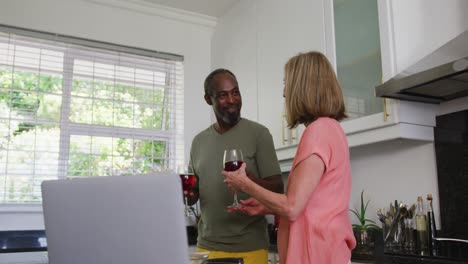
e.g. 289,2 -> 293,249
351,190 -> 381,254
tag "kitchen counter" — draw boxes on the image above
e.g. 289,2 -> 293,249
0,230 -> 47,253
2,230 -> 466,264
353,254 -> 468,264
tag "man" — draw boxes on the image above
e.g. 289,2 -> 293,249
188,69 -> 283,264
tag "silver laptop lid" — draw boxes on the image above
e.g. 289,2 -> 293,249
42,174 -> 189,264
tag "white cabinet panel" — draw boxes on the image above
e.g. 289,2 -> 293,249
277,99 -> 438,170
379,0 -> 468,79
256,0 -> 327,148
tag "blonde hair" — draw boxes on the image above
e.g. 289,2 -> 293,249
284,51 -> 347,128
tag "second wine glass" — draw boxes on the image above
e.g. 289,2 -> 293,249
178,164 -> 196,217
223,149 -> 244,209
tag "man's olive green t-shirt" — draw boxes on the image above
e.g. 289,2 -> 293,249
190,118 -> 281,252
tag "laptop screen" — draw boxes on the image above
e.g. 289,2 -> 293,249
42,174 -> 189,264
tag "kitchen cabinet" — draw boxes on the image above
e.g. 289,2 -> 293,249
333,0 -> 383,120
277,99 -> 437,171
271,0 -> 387,151
269,0 -> 441,156
212,0 -> 465,160
276,0 -> 444,170
254,0 -> 325,149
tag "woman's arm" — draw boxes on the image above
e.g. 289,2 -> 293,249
223,153 -> 324,221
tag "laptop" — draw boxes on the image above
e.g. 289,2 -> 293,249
41,174 -> 189,264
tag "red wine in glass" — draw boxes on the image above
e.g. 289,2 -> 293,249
177,165 -> 195,216
180,174 -> 196,193
224,161 -> 244,172
223,149 -> 244,209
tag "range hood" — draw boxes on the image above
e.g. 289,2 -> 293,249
375,30 -> 468,104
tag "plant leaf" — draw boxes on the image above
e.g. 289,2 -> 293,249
364,199 -> 370,214
350,209 -> 361,220
360,190 -> 365,220
364,223 -> 382,230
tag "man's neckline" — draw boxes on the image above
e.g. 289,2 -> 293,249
213,118 -> 243,135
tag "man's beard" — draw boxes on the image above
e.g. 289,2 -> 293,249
222,111 -> 241,125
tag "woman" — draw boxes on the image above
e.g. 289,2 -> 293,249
223,51 -> 356,264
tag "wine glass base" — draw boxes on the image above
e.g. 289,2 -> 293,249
227,204 -> 242,209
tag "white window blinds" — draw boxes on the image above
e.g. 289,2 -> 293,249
0,25 -> 184,204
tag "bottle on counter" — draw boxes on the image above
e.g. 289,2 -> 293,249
427,194 -> 438,256
415,196 -> 429,256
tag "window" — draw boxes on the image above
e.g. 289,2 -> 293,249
0,26 -> 184,204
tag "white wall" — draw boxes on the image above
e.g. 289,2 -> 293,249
349,140 -> 440,226
211,0 -> 258,121
0,0 -> 213,230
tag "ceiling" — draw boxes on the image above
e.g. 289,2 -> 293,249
140,0 -> 239,18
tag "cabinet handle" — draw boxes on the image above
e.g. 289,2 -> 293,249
383,98 -> 390,122
282,112 -> 287,144
380,77 -> 390,122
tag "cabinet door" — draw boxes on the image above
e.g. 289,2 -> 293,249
331,0 -> 384,120
256,0 -> 328,148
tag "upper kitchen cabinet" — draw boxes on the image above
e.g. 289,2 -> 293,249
329,0 -> 437,146
212,0 -> 467,165
277,0 -> 449,163
333,0 -> 383,120
329,0 -> 440,139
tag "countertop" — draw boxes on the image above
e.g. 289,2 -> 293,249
0,230 -> 47,253
2,230 -> 467,264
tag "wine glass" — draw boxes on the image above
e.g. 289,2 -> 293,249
223,149 -> 244,209
178,164 -> 196,216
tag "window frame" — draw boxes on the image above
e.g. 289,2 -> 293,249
0,25 -> 184,209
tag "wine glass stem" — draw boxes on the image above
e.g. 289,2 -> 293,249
233,192 -> 240,206
185,196 -> 192,216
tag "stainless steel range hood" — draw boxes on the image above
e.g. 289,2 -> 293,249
375,30 -> 468,104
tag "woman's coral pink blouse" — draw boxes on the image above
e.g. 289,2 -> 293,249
285,117 -> 356,264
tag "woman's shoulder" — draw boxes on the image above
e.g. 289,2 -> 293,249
306,117 -> 340,132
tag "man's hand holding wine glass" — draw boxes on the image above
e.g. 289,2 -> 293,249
178,164 -> 196,217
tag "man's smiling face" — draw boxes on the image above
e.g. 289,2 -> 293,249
207,72 -> 242,126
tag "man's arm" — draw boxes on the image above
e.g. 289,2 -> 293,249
247,172 -> 284,194
251,126 -> 284,194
